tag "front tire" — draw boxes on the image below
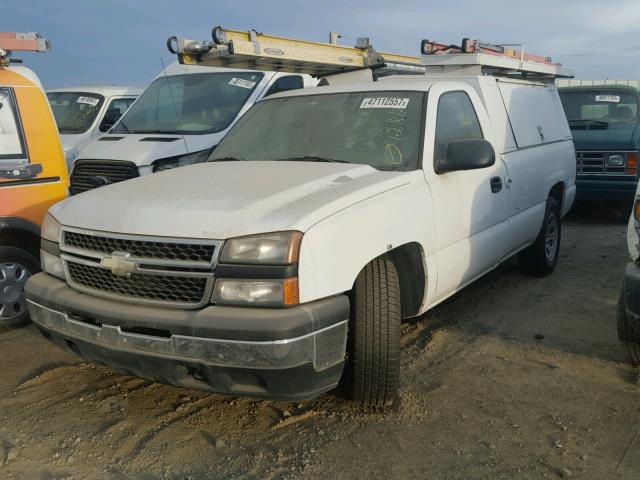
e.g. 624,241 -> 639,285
0,246 -> 39,329
348,257 -> 401,407
519,197 -> 561,276
617,286 -> 640,365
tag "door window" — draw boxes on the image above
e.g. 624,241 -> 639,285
99,97 -> 137,132
264,76 -> 304,97
0,88 -> 27,163
434,91 -> 483,162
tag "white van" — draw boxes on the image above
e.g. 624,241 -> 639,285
25,40 -> 576,407
68,63 -> 316,194
47,86 -> 142,170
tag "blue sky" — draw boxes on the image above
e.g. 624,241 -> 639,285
7,0 -> 640,88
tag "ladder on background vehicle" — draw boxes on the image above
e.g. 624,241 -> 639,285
0,32 -> 51,66
421,38 -> 574,79
167,26 -> 425,77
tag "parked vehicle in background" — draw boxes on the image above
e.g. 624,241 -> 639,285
25,32 -> 575,407
558,83 -> 640,213
47,86 -> 142,170
0,33 -> 68,328
68,63 -> 317,194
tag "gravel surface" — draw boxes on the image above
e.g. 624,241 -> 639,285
0,204 -> 638,480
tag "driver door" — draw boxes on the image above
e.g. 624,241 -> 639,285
423,85 -> 511,301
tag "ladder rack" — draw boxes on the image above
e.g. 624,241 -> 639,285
167,26 -> 425,77
420,38 -> 574,79
0,32 -> 51,66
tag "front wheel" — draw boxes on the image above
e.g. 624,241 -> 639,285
518,197 -> 561,276
0,247 -> 39,329
347,257 -> 401,407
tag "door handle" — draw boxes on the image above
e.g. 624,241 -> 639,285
490,176 -> 503,193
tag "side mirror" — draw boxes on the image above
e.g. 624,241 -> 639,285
435,139 -> 496,174
99,110 -> 123,132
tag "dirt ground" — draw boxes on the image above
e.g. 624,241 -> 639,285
1,204 -> 639,480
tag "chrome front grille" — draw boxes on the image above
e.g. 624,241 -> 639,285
70,160 -> 139,195
576,151 -> 633,176
60,228 -> 220,308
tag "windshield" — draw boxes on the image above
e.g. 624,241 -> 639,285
559,89 -> 639,128
112,72 -> 264,135
209,91 -> 424,171
47,92 -> 105,134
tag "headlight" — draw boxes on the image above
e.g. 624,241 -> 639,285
152,149 -> 211,172
41,213 -> 61,243
607,154 -> 625,167
41,250 -> 65,280
213,278 -> 299,306
221,231 -> 303,265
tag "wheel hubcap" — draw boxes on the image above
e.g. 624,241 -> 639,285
0,262 -> 31,321
544,213 -> 559,263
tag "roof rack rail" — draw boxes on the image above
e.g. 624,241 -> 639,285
0,32 -> 51,66
420,38 -> 574,79
167,26 -> 425,77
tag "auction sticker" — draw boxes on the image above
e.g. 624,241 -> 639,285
76,96 -> 100,106
360,97 -> 410,109
229,78 -> 257,89
595,95 -> 620,103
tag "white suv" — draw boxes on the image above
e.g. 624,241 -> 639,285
26,72 -> 575,407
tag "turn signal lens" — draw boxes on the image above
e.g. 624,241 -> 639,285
282,277 -> 299,306
634,199 -> 640,222
626,152 -> 638,175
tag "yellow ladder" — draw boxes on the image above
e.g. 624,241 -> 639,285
167,26 -> 424,76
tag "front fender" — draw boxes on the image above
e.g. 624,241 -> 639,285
297,172 -> 435,304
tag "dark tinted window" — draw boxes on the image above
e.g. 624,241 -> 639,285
264,76 -> 304,97
434,91 -> 483,162
99,97 -> 137,132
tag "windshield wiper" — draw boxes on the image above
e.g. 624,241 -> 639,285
131,129 -> 184,135
207,156 -> 245,162
281,156 -> 351,164
567,119 -> 609,125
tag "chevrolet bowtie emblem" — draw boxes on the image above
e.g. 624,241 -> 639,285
100,251 -> 137,276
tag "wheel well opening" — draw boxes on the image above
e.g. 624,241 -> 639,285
387,243 -> 426,319
0,229 -> 40,261
549,182 -> 564,210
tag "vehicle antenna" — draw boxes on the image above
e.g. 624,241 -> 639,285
160,56 -> 189,153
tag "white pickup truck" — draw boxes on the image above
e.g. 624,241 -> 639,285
25,54 -> 576,407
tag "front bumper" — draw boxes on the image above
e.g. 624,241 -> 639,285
25,273 -> 349,401
576,177 -> 637,203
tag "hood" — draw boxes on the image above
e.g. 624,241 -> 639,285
74,133 -> 225,167
51,161 -> 411,239
571,124 -> 640,151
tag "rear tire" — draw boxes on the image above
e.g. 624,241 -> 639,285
0,246 -> 39,329
348,257 -> 401,407
617,285 -> 640,365
519,197 -> 561,276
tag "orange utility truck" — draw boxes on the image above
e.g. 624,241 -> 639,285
0,32 -> 68,327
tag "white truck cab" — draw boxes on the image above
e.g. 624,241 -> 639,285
25,34 -> 576,407
46,86 -> 142,170
69,63 -> 316,194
